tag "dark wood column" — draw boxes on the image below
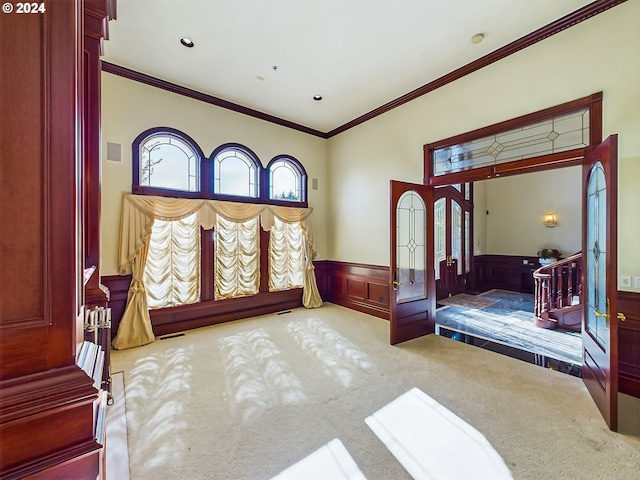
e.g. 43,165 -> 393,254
0,0 -> 114,478
84,0 -> 112,310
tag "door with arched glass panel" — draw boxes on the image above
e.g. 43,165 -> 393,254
582,135 -> 622,431
434,184 -> 473,300
390,181 -> 435,344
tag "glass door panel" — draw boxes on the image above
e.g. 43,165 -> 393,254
396,191 -> 427,303
585,162 -> 607,348
452,200 -> 462,275
434,198 -> 446,280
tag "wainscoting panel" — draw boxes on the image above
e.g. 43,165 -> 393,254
315,261 -> 390,319
474,255 -> 540,294
618,291 -> 640,398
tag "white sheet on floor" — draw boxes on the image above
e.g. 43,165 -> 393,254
271,438 -> 367,480
365,387 -> 512,480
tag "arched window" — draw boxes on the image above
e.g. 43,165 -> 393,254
212,144 -> 260,198
132,128 -> 203,195
267,156 -> 307,203
128,128 -> 313,322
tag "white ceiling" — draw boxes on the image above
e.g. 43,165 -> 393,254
102,0 -> 594,133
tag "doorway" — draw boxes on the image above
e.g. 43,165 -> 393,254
434,183 -> 473,300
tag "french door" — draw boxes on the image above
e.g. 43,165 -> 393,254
434,184 -> 473,300
389,181 -> 435,345
582,135 -> 623,431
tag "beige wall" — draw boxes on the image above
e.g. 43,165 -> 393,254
482,167 -> 582,257
100,74 -> 329,275
326,1 -> 640,291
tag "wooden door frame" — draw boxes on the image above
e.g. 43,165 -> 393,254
421,93 -> 628,432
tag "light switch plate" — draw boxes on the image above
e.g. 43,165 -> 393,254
634,276 -> 640,289
620,275 -> 631,287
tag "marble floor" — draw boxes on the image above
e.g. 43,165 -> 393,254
435,289 -> 583,376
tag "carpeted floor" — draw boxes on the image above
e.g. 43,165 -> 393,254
109,304 -> 640,479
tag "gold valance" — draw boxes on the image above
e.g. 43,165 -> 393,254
118,193 -> 314,275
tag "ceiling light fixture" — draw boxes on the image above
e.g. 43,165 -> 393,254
180,37 -> 195,48
313,95 -> 323,101
471,33 -> 485,44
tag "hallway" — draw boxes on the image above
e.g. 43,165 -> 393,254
435,289 -> 582,376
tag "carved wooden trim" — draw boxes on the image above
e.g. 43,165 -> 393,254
0,366 -> 96,423
2,441 -> 101,480
315,261 -> 390,319
0,366 -> 99,474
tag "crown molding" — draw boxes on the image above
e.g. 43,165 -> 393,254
101,0 -> 626,139
100,61 -> 328,139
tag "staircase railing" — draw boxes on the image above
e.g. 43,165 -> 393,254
533,252 -> 582,327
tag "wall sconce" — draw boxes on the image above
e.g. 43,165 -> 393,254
543,212 -> 558,228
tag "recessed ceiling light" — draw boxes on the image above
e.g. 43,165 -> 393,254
313,95 -> 323,101
471,33 -> 485,44
180,37 -> 195,48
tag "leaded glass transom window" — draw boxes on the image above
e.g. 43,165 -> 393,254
433,108 -> 590,176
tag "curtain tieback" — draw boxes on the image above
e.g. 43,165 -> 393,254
130,279 -> 146,293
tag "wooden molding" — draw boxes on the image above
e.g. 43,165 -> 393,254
150,289 -> 303,337
0,366 -> 99,476
101,275 -> 303,338
101,62 -> 327,139
328,2 -> 623,137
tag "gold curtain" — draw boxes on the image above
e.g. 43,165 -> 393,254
215,215 -> 260,299
112,235 -> 156,350
114,194 -> 323,349
301,217 -> 323,308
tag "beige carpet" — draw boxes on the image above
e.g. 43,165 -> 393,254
110,304 -> 640,479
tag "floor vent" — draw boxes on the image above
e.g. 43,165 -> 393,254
159,333 -> 186,340
277,310 -> 292,315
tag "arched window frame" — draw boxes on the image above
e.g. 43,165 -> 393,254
266,155 -> 308,207
132,127 -> 205,198
210,143 -> 262,201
